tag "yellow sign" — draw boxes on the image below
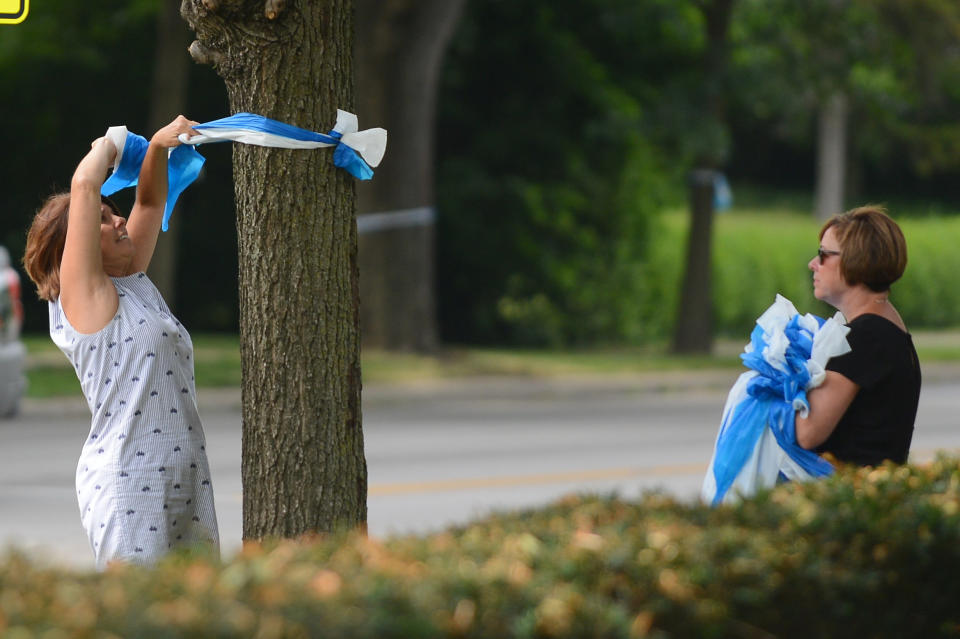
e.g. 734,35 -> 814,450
0,0 -> 28,25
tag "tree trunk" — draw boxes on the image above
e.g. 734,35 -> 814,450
672,171 -> 715,353
146,0 -> 192,303
671,0 -> 734,355
814,92 -> 848,221
353,0 -> 464,352
182,0 -> 366,539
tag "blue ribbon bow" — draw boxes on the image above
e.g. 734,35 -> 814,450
710,314 -> 834,505
100,111 -> 385,230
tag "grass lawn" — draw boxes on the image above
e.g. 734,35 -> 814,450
23,329 -> 960,398
23,191 -> 960,397
22,333 -> 741,398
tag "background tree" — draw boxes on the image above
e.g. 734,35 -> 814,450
670,0 -> 735,354
866,0 -> 960,183
3,0 -> 960,350
731,0 -> 960,219
733,0 -> 883,220
0,0 -> 159,277
0,0 -> 237,335
354,0 -> 465,353
181,0 -> 366,539
145,0 -> 193,301
435,0 -> 668,347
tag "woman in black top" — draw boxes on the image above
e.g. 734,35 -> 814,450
795,206 -> 921,466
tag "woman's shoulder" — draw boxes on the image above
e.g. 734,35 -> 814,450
111,271 -> 159,298
49,294 -> 116,350
829,312 -> 919,386
54,273 -> 155,339
844,313 -> 916,365
847,312 -> 910,338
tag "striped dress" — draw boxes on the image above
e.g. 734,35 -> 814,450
50,272 -> 219,569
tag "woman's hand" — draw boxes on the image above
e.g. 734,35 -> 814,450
150,115 -> 200,148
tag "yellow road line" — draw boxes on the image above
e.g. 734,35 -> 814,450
368,463 -> 708,497
367,447 -> 960,497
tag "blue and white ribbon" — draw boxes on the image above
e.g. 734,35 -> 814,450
100,110 -> 387,231
180,110 -> 386,179
100,126 -> 206,233
701,294 -> 851,506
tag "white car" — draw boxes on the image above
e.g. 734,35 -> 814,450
0,246 -> 26,417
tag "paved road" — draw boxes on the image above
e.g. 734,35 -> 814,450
2,371 -> 959,570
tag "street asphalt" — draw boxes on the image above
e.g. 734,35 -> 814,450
3,364 -> 960,571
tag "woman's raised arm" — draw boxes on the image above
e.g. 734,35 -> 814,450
59,137 -> 120,333
126,115 -> 199,273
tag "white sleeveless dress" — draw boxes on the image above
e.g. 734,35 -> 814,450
50,273 -> 219,569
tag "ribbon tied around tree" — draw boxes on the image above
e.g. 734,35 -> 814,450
100,110 -> 387,231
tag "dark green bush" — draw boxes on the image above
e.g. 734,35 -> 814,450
436,1 -> 672,348
3,457 -> 960,637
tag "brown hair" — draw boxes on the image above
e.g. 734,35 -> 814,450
23,193 -> 123,301
23,193 -> 70,301
819,205 -> 907,292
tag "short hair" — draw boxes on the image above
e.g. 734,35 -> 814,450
819,205 -> 907,292
23,193 -> 123,301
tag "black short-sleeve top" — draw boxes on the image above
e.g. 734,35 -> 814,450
816,313 -> 921,466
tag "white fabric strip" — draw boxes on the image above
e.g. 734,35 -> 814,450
178,109 -> 386,168
104,126 -> 129,174
357,207 -> 436,234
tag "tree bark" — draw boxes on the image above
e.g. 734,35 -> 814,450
672,171 -> 716,354
671,0 -> 734,354
353,0 -> 464,352
146,0 -> 193,303
182,0 -> 367,539
814,92 -> 848,221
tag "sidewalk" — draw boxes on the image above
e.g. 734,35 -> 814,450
18,371 -> 736,418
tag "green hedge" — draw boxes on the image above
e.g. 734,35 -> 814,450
3,457 -> 960,637
648,209 -> 960,339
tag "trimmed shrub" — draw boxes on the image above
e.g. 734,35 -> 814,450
2,457 -> 960,637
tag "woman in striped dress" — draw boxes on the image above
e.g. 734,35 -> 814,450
23,116 -> 220,569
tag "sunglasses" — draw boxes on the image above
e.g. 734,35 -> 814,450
817,248 -> 841,264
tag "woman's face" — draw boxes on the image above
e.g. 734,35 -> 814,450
99,202 -> 134,275
809,226 -> 845,305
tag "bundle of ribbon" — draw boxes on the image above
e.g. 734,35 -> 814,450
100,110 -> 387,231
701,294 -> 851,506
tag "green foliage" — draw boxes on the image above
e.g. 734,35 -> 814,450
3,457 -> 960,637
0,0 -> 235,334
896,217 -> 960,328
5,0 -> 960,348
437,186 -> 960,346
0,0 -> 160,255
710,210 -> 828,334
436,0 -> 960,348
437,1 -> 677,347
645,205 -> 960,339
729,0 -> 960,187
